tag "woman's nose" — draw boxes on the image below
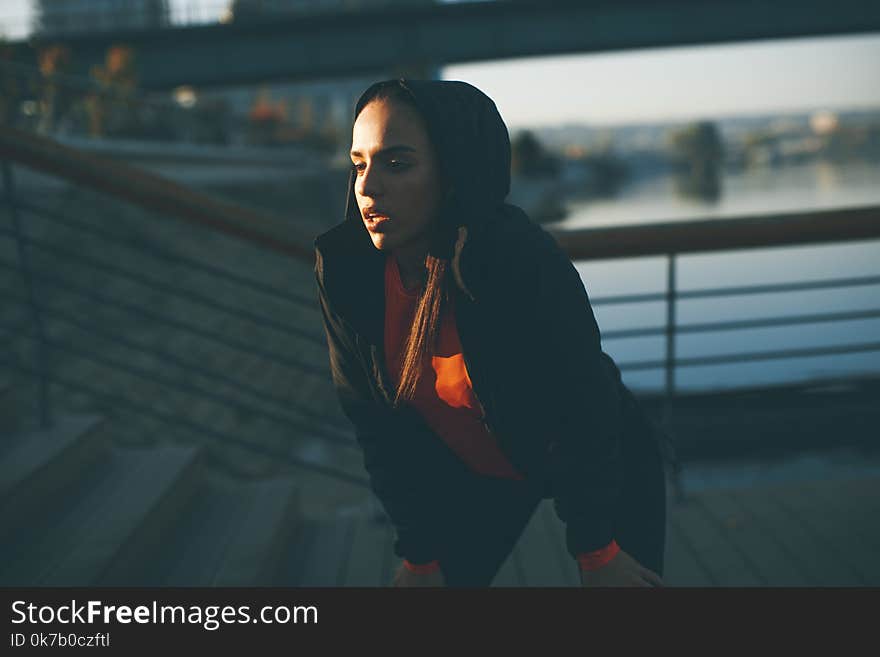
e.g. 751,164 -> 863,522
356,163 -> 383,198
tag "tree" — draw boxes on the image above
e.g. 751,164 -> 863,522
668,121 -> 724,201
511,129 -> 560,178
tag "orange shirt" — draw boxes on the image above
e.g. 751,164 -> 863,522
383,255 -> 524,481
384,255 -> 618,575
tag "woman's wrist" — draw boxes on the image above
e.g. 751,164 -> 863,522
576,539 -> 620,571
403,559 -> 441,574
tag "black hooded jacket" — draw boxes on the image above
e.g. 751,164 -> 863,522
314,79 -> 670,565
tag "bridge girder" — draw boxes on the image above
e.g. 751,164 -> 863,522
11,0 -> 880,90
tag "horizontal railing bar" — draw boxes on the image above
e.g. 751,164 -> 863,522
674,274 -> 880,301
590,273 -> 880,307
602,326 -> 666,340
674,341 -> 880,367
0,354 -> 368,488
603,307 -> 880,340
676,308 -> 880,334
613,358 -> 704,372
618,340 -> 880,371
0,288 -> 352,436
0,319 -> 357,449
0,261 -> 329,378
589,291 -> 667,306
4,195 -> 319,312
553,204 -> 880,260
0,229 -> 325,346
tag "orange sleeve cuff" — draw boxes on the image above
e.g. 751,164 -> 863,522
576,539 -> 620,571
403,559 -> 441,574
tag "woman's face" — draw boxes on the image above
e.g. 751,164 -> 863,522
350,98 -> 444,253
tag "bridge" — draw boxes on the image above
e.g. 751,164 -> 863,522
6,0 -> 880,89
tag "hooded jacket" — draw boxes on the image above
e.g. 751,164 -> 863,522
313,79 -> 671,566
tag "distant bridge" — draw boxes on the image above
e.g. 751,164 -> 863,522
8,0 -> 880,90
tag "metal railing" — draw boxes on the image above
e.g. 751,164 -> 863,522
548,205 -> 880,413
0,124 -> 367,487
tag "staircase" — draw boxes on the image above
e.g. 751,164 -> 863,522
0,383 -> 392,587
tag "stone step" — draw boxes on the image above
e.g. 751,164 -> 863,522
106,471 -> 300,586
0,412 -> 109,534
0,443 -> 202,586
340,510 -> 392,587
512,499 -> 578,587
278,514 -> 358,587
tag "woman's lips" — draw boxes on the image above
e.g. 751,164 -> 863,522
366,215 -> 390,232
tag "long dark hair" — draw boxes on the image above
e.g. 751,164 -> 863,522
353,80 -> 453,408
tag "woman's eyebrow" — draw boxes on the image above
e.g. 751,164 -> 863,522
350,145 -> 417,158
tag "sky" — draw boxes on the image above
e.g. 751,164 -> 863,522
2,1 -> 879,128
445,33 -> 880,129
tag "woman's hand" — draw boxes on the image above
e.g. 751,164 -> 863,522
579,549 -> 664,587
451,226 -> 476,302
391,562 -> 447,587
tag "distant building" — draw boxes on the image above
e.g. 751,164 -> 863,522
34,0 -> 170,36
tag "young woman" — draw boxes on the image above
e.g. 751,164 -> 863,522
314,78 -> 673,587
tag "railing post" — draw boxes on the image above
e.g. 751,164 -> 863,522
664,252 -> 685,502
664,252 -> 677,412
2,161 -> 53,429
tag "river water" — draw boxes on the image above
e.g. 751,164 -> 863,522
546,161 -> 880,393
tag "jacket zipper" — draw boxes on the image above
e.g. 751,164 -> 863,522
460,338 -> 494,433
453,288 -> 494,434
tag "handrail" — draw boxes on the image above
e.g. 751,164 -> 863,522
0,125 -> 316,263
548,205 -> 880,260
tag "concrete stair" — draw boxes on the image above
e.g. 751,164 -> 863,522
0,412 -> 110,535
108,470 -> 301,586
0,405 -> 362,587
0,442 -> 202,586
279,514 -> 357,587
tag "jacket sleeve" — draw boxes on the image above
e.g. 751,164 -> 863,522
524,227 -> 625,559
314,249 -> 446,566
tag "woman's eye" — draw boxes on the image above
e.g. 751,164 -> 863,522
351,161 -> 409,174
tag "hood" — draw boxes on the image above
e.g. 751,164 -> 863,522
343,78 -> 512,260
